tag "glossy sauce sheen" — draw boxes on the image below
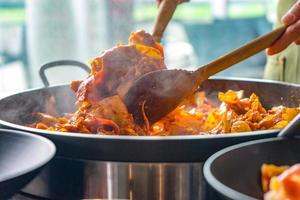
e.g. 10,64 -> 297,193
279,164 -> 300,200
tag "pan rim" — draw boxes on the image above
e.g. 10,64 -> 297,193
2,76 -> 299,99
0,129 -> 56,183
0,119 -> 277,140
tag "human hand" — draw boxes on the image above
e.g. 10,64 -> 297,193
267,1 -> 300,55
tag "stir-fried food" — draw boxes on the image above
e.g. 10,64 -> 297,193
29,30 -> 300,135
71,30 -> 165,104
151,90 -> 299,135
262,164 -> 300,200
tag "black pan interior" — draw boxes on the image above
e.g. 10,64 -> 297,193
0,129 -> 55,199
204,138 -> 300,200
0,85 -> 77,125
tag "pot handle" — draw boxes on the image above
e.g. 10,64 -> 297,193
39,60 -> 90,87
278,114 -> 300,138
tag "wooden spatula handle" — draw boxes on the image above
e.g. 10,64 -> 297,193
195,25 -> 287,82
152,0 -> 178,42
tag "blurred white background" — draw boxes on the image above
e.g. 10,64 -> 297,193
0,0 -> 276,97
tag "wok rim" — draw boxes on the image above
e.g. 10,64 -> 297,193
203,137 -> 291,200
0,119 -> 278,140
0,128 -> 56,183
0,77 -> 298,140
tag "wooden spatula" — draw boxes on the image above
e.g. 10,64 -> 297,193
124,26 -> 287,126
152,0 -> 178,42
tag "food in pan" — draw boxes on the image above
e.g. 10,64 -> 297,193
261,163 -> 300,200
29,30 -> 300,135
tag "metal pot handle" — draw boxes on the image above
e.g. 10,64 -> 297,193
278,113 -> 300,138
39,60 -> 90,87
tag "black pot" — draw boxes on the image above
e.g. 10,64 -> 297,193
0,129 -> 55,199
204,137 -> 300,200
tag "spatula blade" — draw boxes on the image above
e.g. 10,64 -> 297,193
124,69 -> 194,125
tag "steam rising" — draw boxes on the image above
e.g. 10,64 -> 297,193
0,85 -> 76,126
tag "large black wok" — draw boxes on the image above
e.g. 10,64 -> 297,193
203,137 -> 300,200
0,78 -> 299,162
0,69 -> 299,199
0,129 -> 55,199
